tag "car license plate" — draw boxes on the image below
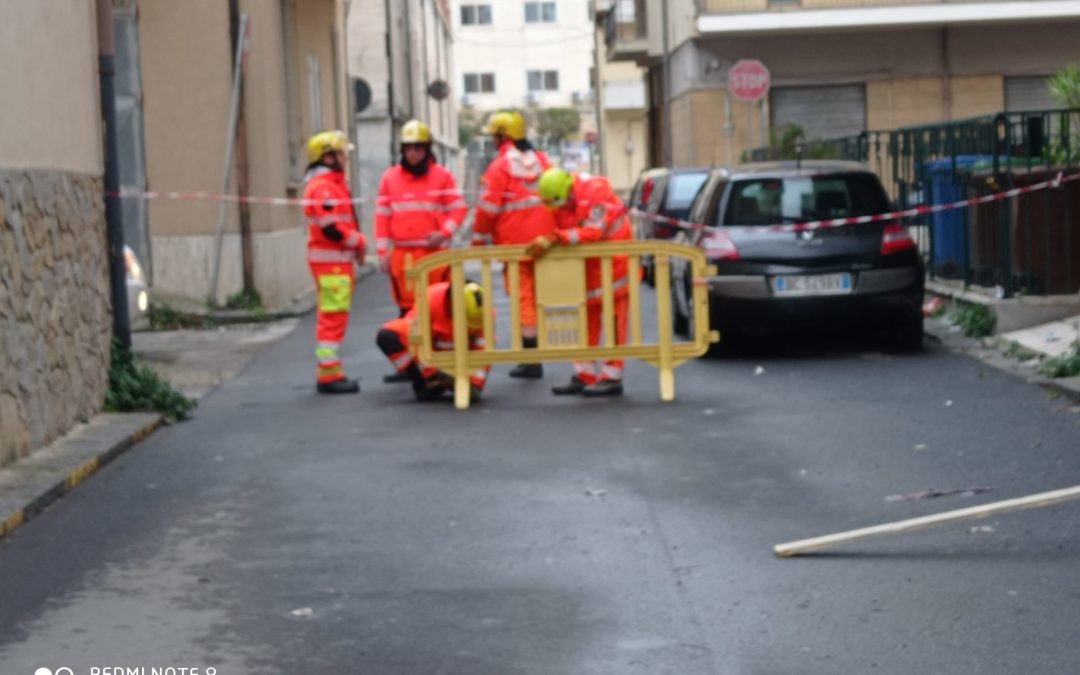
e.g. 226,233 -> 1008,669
772,273 -> 853,296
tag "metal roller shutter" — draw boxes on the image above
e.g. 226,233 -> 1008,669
1005,76 -> 1056,112
771,85 -> 866,142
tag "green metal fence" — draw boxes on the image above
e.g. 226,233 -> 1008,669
747,109 -> 1080,297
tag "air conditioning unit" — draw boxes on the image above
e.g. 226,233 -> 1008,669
526,91 -> 541,106
460,93 -> 475,108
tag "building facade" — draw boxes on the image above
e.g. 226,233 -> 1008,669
347,0 -> 461,237
0,0 -> 112,466
605,0 -> 1080,168
594,0 -> 648,195
451,0 -> 600,181
120,0 -> 349,309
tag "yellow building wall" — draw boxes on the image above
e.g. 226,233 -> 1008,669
0,0 -> 102,174
603,112 -> 649,195
139,0 -> 234,237
867,75 -> 1004,130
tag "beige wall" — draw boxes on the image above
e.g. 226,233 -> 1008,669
603,112 -> 648,194
867,75 -> 1004,130
0,0 -> 102,174
667,88 -> 767,168
139,0 -> 234,237
239,0 -> 296,236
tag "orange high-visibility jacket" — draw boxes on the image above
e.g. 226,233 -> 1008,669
406,282 -> 491,390
374,162 -> 467,257
474,140 -> 557,245
554,173 -> 633,296
304,166 -> 365,264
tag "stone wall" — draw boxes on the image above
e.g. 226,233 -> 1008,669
0,170 -> 112,468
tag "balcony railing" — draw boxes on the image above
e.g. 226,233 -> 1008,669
605,0 -> 647,56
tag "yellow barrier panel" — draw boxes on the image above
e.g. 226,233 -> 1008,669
408,241 -> 719,410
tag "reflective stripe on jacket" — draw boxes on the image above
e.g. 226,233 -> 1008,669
304,166 -> 366,262
473,140 -> 557,246
374,163 -> 467,257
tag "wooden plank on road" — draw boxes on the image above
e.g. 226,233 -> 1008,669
774,485 -> 1080,558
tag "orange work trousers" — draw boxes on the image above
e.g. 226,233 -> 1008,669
389,247 -> 448,314
310,261 -> 355,384
574,290 -> 629,384
503,261 -> 538,333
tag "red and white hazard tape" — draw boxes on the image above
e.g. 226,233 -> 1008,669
629,170 -> 1080,234
113,187 -> 490,208
113,170 -> 1080,231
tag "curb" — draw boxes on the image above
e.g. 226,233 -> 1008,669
0,415 -> 164,542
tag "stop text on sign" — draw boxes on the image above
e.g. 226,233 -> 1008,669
728,59 -> 770,102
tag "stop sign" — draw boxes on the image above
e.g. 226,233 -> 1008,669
728,59 -> 770,102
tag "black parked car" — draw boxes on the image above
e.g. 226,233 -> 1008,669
628,167 -> 709,285
670,161 -> 924,352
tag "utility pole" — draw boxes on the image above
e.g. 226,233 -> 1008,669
229,0 -> 255,297
96,0 -> 131,349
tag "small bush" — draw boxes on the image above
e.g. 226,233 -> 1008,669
224,288 -> 264,311
105,341 -> 196,423
952,304 -> 996,338
1039,346 -> 1080,379
149,304 -> 215,331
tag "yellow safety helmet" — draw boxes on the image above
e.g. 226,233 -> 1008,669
485,111 -> 526,141
538,167 -> 575,208
306,130 -> 352,164
401,119 -> 432,144
463,282 -> 484,330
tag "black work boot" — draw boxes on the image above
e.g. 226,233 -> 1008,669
582,379 -> 623,397
317,378 -> 360,394
382,371 -> 411,384
509,337 -> 543,379
413,372 -> 451,402
551,376 -> 587,396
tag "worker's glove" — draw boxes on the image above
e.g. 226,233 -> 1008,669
425,231 -> 448,248
525,234 -> 557,260
378,253 -> 391,273
321,224 -> 345,243
354,245 -> 366,267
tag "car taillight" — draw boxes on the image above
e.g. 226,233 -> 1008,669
702,228 -> 740,261
641,177 -> 654,207
881,224 -> 916,255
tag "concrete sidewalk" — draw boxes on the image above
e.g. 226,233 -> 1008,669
0,317 -> 303,543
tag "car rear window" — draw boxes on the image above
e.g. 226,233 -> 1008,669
721,173 -> 890,226
665,172 -> 709,211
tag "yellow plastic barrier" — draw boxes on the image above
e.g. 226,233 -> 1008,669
407,241 -> 719,409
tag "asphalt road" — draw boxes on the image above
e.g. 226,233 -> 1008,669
1,275 -> 1078,675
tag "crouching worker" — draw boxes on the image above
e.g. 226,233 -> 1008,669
376,281 -> 490,403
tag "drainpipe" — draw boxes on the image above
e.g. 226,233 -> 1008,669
96,0 -> 131,349
941,27 -> 952,121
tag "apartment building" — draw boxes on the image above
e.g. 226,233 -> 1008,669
452,0 -> 600,176
594,0 -> 648,194
347,0 -> 460,234
116,0 -> 349,308
605,0 -> 1080,167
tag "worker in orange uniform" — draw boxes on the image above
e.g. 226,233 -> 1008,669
374,119 -> 467,383
528,168 -> 632,397
375,120 -> 467,316
375,281 -> 490,403
304,130 -> 366,394
473,111 -> 556,379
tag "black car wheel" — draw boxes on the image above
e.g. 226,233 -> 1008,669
888,310 -> 924,352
